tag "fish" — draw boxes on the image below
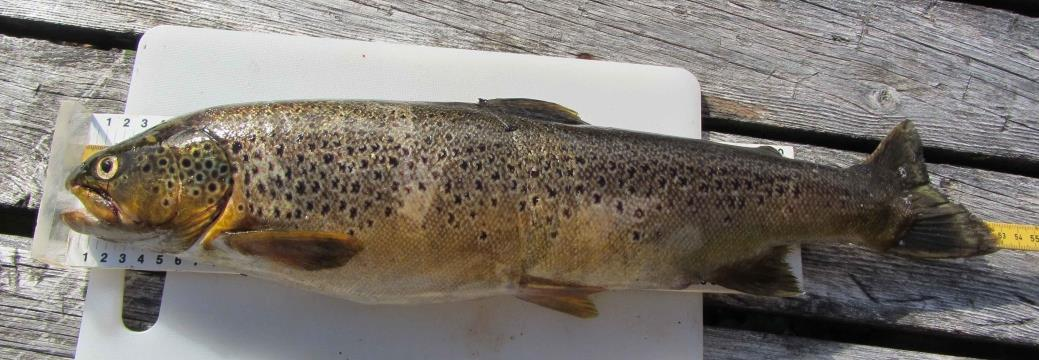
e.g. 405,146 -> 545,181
62,98 -> 997,318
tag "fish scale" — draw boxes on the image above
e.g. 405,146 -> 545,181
63,99 -> 998,318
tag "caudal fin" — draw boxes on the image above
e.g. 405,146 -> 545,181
864,121 -> 997,258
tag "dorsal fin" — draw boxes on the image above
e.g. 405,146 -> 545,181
479,98 -> 586,125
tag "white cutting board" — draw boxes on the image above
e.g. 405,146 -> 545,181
76,26 -> 704,359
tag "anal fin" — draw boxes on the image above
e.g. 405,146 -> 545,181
707,245 -> 802,297
221,230 -> 362,271
516,275 -> 605,318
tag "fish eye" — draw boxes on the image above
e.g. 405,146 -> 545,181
95,156 -> 119,180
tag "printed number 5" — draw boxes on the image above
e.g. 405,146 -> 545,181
156,254 -> 164,264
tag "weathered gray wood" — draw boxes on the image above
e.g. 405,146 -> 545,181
706,131 -> 1039,346
704,327 -> 970,360
0,234 -> 973,359
0,236 -> 84,359
0,35 -> 1038,348
0,35 -> 132,208
1,0 -> 1036,164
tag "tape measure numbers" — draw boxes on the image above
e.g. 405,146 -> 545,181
986,222 -> 1039,251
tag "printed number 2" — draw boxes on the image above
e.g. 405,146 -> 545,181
123,118 -> 131,127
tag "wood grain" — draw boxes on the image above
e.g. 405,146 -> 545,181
707,131 -> 1039,346
0,35 -> 132,209
704,327 -> 969,360
0,35 -> 1037,346
0,0 -> 1036,164
1,236 -> 974,359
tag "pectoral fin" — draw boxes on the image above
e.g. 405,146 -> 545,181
221,230 -> 362,271
515,275 -> 605,318
479,98 -> 587,125
707,245 -> 802,297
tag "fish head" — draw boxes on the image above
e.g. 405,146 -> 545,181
63,126 -> 233,253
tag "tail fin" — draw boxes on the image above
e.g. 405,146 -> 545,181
864,121 -> 997,258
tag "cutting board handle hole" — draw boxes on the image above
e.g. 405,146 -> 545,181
121,270 -> 165,331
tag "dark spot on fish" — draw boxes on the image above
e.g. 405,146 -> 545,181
479,231 -> 488,241
208,183 -> 218,192
338,201 -> 346,211
454,194 -> 463,204
389,157 -> 398,167
616,201 -> 624,213
550,231 -> 558,239
286,193 -> 293,201
597,176 -> 606,187
529,169 -> 539,177
563,208 -> 572,218
531,196 -> 540,206
632,231 -> 641,241
323,154 -> 334,164
192,149 -> 201,158
634,208 -> 644,218
297,154 -> 305,163
162,198 -> 170,207
447,213 -> 455,224
194,173 -> 204,182
593,193 -> 602,204
275,144 -> 284,156
181,159 -> 192,168
349,207 -> 358,219
296,181 -> 307,195
518,201 -> 526,212
360,159 -> 369,169
385,207 -> 392,217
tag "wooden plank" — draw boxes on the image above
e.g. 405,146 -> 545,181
0,36 -> 1037,346
0,235 -> 84,359
0,0 -> 1036,164
704,327 -> 968,360
706,131 -> 1039,346
0,233 -> 972,359
0,35 -> 132,209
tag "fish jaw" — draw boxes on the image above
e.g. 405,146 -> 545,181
62,185 -> 153,242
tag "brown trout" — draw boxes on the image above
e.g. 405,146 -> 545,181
62,99 -> 996,318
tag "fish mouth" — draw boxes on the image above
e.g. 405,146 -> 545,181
62,185 -> 148,241
67,184 -> 120,224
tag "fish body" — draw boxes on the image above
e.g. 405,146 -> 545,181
63,99 -> 996,317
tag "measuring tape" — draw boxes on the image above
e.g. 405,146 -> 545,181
986,222 -> 1039,251
79,136 -> 1038,252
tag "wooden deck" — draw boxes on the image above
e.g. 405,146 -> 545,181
1,1 -> 1036,358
